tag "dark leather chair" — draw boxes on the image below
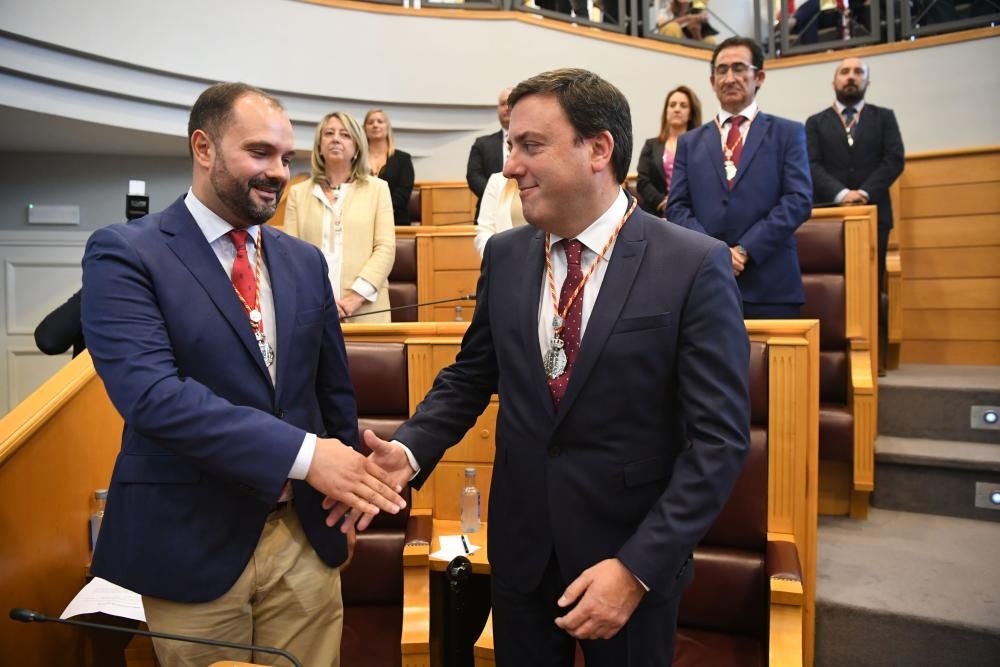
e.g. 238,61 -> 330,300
673,340 -> 802,666
796,217 -> 875,518
340,342 -> 430,667
388,237 -> 418,323
408,188 -> 422,225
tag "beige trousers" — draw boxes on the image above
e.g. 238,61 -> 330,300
142,505 -> 343,667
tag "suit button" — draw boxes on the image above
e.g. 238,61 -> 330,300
721,197 -> 728,206
275,409 -> 286,419
548,445 -> 561,458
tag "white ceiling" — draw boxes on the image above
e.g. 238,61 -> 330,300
0,105 -> 188,157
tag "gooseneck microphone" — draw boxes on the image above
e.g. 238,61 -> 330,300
9,608 -> 302,667
346,293 -> 477,320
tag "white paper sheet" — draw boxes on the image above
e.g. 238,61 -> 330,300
61,577 -> 145,622
430,534 -> 481,561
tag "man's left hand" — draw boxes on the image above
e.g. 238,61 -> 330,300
554,558 -> 646,640
730,246 -> 747,277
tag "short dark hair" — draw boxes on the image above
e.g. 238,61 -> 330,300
187,82 -> 284,159
508,68 -> 632,184
711,37 -> 765,72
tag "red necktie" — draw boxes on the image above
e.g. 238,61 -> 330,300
726,115 -> 746,188
548,239 -> 584,408
229,230 -> 256,308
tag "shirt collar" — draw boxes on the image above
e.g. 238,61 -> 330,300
550,188 -> 628,257
718,100 -> 759,125
834,99 -> 866,115
184,188 -> 260,246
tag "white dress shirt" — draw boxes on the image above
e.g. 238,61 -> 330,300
184,189 -> 315,480
832,100 -> 868,204
537,188 -> 628,360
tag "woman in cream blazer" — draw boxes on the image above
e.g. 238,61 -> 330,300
473,171 -> 529,257
284,111 -> 395,323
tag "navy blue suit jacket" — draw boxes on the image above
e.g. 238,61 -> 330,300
395,204 -> 750,598
82,197 -> 358,603
667,113 -> 813,306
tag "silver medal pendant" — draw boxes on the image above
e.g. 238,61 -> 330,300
847,134 -> 854,147
255,330 -> 275,367
543,336 -> 567,380
724,160 -> 737,181
249,309 -> 262,324
552,314 -> 563,330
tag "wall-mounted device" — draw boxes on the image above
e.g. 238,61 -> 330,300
126,180 -> 149,220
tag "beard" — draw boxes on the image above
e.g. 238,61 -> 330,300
210,155 -> 284,227
836,83 -> 866,107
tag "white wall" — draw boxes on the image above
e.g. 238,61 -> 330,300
1,0 -> 998,181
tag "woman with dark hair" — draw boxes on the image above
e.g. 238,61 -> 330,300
365,108 -> 415,226
636,86 -> 702,215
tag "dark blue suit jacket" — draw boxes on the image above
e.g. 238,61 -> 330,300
82,197 -> 358,603
395,204 -> 750,598
667,113 -> 813,306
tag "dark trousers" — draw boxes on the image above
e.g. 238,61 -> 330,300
491,553 -> 679,666
742,302 -> 802,319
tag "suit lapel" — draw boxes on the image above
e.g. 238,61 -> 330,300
161,201 -> 273,388
653,141 -> 666,181
731,113 -> 771,189
520,230 -> 556,421
702,124 -> 728,189
554,205 -> 646,426
262,226 -> 296,399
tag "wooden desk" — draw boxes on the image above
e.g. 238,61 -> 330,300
430,519 -> 490,575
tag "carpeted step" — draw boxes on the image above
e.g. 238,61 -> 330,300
816,508 -> 1000,667
878,365 -> 1000,444
872,436 -> 1000,522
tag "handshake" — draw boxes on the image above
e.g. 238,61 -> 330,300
304,429 -> 415,532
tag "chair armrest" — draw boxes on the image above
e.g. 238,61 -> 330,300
848,349 -> 876,494
767,540 -> 804,667
886,250 -> 903,343
402,509 -> 432,665
403,508 -> 432,566
473,611 -> 496,667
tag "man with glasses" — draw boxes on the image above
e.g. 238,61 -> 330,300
667,36 -> 812,319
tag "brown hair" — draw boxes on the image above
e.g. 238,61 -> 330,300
187,82 -> 283,159
656,86 -> 702,143
508,68 -> 632,184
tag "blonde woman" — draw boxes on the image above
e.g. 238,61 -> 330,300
284,111 -> 395,322
364,109 -> 415,226
473,171 -> 529,257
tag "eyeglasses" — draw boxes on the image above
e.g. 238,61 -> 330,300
713,63 -> 757,77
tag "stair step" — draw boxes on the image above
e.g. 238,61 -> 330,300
876,435 -> 1000,472
873,436 -> 1000,522
816,508 -> 1000,667
879,365 -> 1000,445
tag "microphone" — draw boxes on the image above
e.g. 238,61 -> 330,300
346,293 -> 476,320
10,607 -> 302,667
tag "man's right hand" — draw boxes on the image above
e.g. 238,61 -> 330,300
305,437 -> 406,529
322,430 -> 416,532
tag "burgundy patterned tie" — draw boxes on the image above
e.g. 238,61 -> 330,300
548,239 -> 584,408
726,115 -> 746,189
229,230 -> 255,307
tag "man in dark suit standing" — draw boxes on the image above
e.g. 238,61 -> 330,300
667,36 -> 813,319
82,82 -> 405,666
467,87 -> 511,221
806,57 -> 904,372
352,69 -> 749,666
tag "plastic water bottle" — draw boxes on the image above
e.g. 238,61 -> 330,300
90,489 -> 108,552
459,467 -> 480,533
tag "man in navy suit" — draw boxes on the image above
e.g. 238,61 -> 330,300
353,69 -> 750,666
467,87 -> 512,221
806,57 -> 904,372
82,82 -> 405,666
667,36 -> 813,319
